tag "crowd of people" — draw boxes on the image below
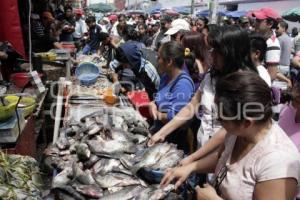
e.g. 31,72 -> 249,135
30,4 -> 300,200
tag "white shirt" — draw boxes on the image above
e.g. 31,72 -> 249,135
197,73 -> 221,147
73,19 -> 87,39
257,65 -> 271,86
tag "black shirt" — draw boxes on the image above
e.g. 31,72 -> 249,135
88,25 -> 102,50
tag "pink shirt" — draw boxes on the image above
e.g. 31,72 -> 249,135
214,123 -> 300,200
279,104 -> 300,151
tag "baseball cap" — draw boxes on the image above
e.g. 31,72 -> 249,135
42,11 -> 55,21
108,14 -> 118,22
165,19 -> 190,35
252,8 -> 281,20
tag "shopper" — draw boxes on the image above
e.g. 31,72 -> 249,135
149,41 -> 195,152
161,71 -> 300,200
148,25 -> 257,148
82,16 -> 102,55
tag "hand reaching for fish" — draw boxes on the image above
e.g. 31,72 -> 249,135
160,164 -> 194,190
147,133 -> 165,147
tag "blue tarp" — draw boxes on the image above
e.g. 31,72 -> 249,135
225,11 -> 247,18
196,9 -> 227,17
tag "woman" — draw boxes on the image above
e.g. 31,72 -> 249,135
148,25 -> 256,148
149,41 -> 195,152
181,32 -> 211,88
161,71 -> 300,200
279,80 -> 300,151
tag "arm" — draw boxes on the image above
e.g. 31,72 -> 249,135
148,89 -> 202,146
276,72 -> 292,88
161,147 -> 220,189
292,57 -> 300,68
266,63 -> 278,81
180,128 -> 227,165
253,178 -> 298,200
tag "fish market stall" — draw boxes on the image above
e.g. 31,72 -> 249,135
43,55 -> 187,199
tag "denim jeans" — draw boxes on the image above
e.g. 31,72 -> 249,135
82,44 -> 97,55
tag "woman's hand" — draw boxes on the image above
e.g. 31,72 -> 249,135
179,155 -> 194,166
149,101 -> 158,120
195,184 -> 222,200
147,132 -> 165,146
160,165 -> 194,190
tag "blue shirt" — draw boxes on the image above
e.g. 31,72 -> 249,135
155,72 -> 195,122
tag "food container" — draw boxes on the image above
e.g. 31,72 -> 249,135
75,62 -> 100,86
0,100 -> 17,121
104,87 -> 118,105
10,73 -> 43,88
5,96 -> 36,117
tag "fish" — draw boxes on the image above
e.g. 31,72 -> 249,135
87,137 -> 136,155
99,185 -> 144,200
75,143 -> 91,161
52,185 -> 85,200
44,146 -> 60,156
151,148 -> 184,170
101,128 -> 139,144
94,172 -> 141,188
131,143 -> 173,173
148,184 -> 175,200
56,129 -> 70,150
52,167 -> 73,188
73,164 -> 95,185
83,155 -> 100,169
88,124 -> 102,135
75,184 -> 104,198
92,158 -> 121,175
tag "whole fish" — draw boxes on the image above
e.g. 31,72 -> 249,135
132,143 -> 172,173
73,164 -> 95,185
52,185 -> 85,200
75,143 -> 91,161
75,184 -> 104,198
87,137 -> 136,155
99,185 -> 144,200
94,172 -> 141,188
151,148 -> 184,170
149,184 -> 175,200
52,167 -> 73,188
92,158 -> 121,175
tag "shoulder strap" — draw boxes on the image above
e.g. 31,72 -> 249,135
169,73 -> 194,93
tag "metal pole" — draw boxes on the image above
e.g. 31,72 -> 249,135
191,0 -> 195,15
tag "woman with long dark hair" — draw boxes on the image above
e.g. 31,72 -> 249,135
181,32 -> 211,88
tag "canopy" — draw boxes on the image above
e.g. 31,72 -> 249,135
226,10 -> 247,18
88,3 -> 116,13
196,9 -> 227,17
0,0 -> 25,58
282,7 -> 300,22
173,6 -> 191,15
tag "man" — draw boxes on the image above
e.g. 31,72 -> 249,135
252,8 -> 281,81
73,9 -> 87,42
276,21 -> 292,76
83,16 -> 102,55
60,6 -> 75,42
164,18 -> 191,43
239,16 -> 251,32
32,11 -> 62,52
109,42 -> 160,100
150,15 -> 172,51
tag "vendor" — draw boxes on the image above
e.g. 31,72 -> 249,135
83,16 -> 102,55
109,42 -> 160,100
149,41 -> 195,152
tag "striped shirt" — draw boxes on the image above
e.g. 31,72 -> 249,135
265,34 -> 281,65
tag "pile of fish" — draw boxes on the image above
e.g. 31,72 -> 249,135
44,107 -> 184,200
0,152 -> 43,200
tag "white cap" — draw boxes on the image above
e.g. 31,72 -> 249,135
165,19 -> 190,35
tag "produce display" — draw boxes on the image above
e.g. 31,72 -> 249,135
0,152 -> 43,200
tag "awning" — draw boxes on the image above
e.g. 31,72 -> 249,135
0,0 -> 25,58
